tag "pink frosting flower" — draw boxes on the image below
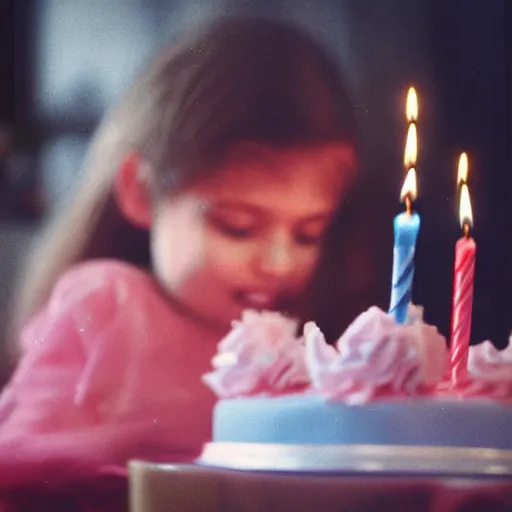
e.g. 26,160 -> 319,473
456,338 -> 512,400
468,339 -> 512,382
203,310 -> 309,398
305,306 -> 448,404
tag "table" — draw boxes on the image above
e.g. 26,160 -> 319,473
129,461 -> 512,512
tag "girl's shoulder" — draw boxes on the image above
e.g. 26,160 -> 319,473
31,259 -> 161,339
50,259 -> 155,307
19,260 -> 163,353
58,258 -> 152,287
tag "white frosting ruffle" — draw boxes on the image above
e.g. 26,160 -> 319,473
468,338 -> 512,382
304,306 -> 448,404
203,306 -> 512,403
203,310 -> 309,398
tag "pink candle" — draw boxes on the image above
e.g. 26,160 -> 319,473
450,232 -> 476,383
450,153 -> 476,384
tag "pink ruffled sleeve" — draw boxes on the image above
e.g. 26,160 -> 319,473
0,261 -> 155,489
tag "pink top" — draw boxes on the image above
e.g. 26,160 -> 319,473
0,260 -> 218,491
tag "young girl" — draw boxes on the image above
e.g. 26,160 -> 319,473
0,15 -> 361,511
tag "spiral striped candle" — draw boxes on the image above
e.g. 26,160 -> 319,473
450,224 -> 476,383
389,87 -> 420,324
450,154 -> 476,384
389,206 -> 421,324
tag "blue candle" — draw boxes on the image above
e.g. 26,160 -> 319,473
389,208 -> 420,324
390,87 -> 420,324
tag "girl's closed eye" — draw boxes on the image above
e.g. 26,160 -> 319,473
295,220 -> 329,246
207,212 -> 261,240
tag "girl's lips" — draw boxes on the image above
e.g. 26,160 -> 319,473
233,290 -> 279,310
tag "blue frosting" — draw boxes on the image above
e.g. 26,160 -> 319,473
213,394 -> 512,450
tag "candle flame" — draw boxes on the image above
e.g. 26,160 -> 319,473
459,183 -> 473,229
406,87 -> 418,122
457,152 -> 468,185
400,168 -> 417,202
404,123 -> 417,168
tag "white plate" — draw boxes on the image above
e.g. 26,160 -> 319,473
198,443 -> 512,477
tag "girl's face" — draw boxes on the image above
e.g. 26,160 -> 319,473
151,142 -> 356,332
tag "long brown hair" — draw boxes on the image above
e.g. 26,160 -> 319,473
10,16 -> 359,348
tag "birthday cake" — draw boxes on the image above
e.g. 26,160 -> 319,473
195,87 -> 511,474
198,308 -> 512,474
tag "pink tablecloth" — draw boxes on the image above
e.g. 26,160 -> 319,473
129,461 -> 512,512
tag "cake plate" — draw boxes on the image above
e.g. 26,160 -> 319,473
198,443 -> 512,477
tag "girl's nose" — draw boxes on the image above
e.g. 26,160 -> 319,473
254,234 -> 295,280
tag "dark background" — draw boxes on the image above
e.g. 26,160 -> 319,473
0,0 -> 510,355
416,0 -> 511,349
